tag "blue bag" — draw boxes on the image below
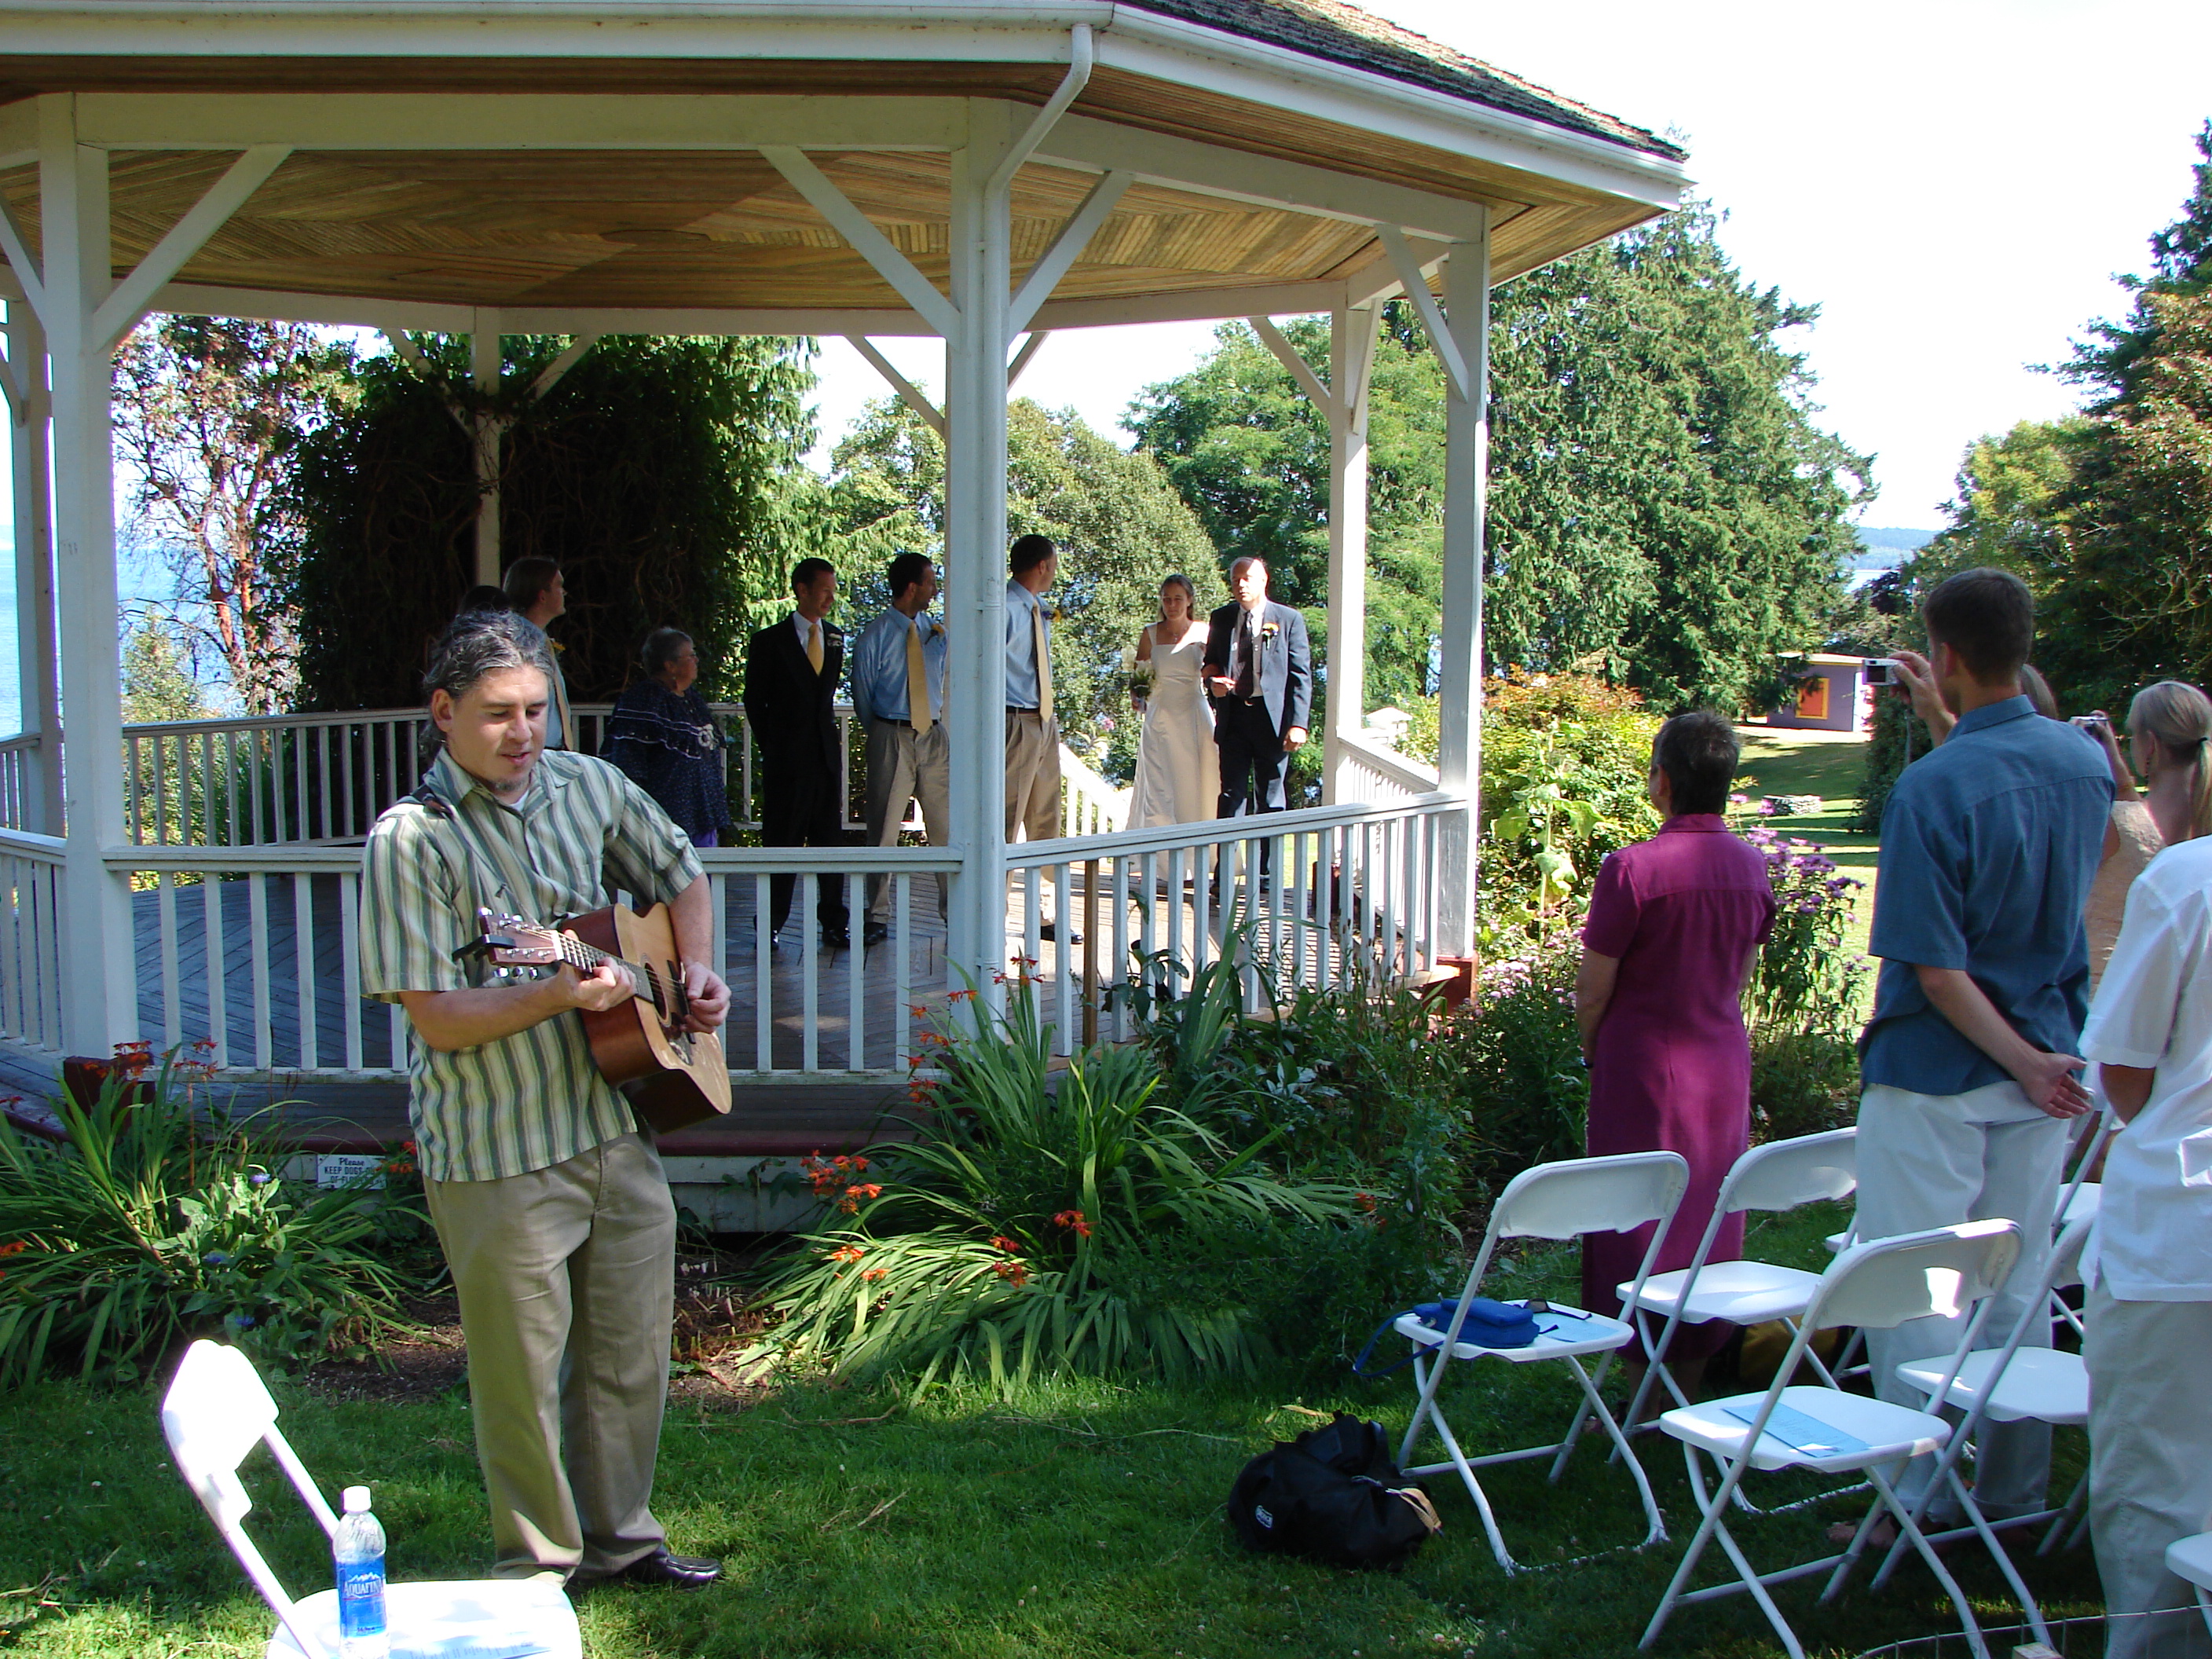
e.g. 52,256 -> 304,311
1351,1297 -> 1542,1378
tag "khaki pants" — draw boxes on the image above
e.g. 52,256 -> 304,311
2086,1281 -> 2212,1659
863,718 -> 950,923
1854,1080 -> 2064,1516
425,1131 -> 675,1579
1003,707 -> 1060,844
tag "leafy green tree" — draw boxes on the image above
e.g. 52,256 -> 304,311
1130,205 -> 1870,717
2068,120 -> 2212,411
120,614 -> 212,724
825,397 -> 1223,775
277,335 -> 822,711
112,318 -> 357,714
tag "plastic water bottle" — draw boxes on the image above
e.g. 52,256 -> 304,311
333,1485 -> 390,1659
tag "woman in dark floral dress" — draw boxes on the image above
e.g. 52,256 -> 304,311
606,628 -> 737,848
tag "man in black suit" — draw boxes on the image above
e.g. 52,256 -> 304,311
1203,556 -> 1313,823
745,557 -> 851,948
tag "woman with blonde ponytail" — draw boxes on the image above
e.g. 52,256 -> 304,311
2080,680 -> 2212,990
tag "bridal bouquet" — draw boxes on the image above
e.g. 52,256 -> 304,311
1121,647 -> 1157,704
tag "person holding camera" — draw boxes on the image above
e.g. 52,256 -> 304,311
1855,568 -> 2111,1529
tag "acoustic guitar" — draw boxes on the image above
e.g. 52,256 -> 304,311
471,903 -> 732,1134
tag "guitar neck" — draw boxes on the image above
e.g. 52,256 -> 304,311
551,932 -> 655,996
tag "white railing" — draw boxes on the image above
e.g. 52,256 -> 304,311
0,734 -> 44,833
81,705 -> 1116,849
101,840 -> 961,1080
1005,790 -> 1462,1057
0,827 -> 67,1057
1335,728 -> 1441,806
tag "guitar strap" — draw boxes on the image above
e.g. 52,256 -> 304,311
407,782 -> 536,986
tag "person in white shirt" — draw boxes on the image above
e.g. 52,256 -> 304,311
2079,833 -> 2212,1659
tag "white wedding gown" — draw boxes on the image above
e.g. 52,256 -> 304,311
1130,626 -> 1220,828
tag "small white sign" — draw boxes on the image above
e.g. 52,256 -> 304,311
315,1154 -> 387,1191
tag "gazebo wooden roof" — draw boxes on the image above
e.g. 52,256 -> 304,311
0,0 -> 1686,328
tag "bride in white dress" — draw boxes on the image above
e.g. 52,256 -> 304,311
1129,574 -> 1220,828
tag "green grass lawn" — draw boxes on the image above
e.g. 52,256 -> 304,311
0,1202 -> 2100,1659
1735,728 -> 1880,999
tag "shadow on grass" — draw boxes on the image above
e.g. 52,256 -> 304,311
1,1207 -> 2100,1659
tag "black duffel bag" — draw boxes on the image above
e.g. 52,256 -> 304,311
1227,1413 -> 1442,1569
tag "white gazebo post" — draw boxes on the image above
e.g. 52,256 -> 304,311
941,100 -> 1018,996
1323,298 -> 1379,803
2,298 -> 61,834
1432,222 -> 1492,958
36,99 -> 137,1052
471,313 -> 502,587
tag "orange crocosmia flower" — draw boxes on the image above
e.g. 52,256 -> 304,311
851,1183 -> 883,1201
1050,1210 -> 1093,1237
828,1244 -> 866,1264
989,1236 -> 1020,1254
1353,1192 -> 1377,1213
862,1267 -> 888,1282
991,1260 -> 1030,1287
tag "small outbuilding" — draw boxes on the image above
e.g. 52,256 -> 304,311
1767,654 -> 1872,734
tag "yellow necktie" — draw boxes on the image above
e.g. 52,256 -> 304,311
906,620 -> 932,734
1031,602 -> 1052,713
805,619 -> 823,675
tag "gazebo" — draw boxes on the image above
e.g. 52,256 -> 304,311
0,0 -> 1687,1131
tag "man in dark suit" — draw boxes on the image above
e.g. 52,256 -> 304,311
1204,556 -> 1313,823
745,557 -> 851,948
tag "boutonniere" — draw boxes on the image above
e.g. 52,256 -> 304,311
548,638 -> 566,655
1260,621 -> 1280,642
1049,607 -> 1064,624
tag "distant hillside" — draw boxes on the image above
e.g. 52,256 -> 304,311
1854,526 -> 1937,555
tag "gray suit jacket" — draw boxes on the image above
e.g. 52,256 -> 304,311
1203,600 -> 1313,740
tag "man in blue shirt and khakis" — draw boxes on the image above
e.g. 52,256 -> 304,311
1856,566 -> 2111,1529
850,551 -> 950,947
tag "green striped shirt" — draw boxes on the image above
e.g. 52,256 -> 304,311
359,748 -> 704,1182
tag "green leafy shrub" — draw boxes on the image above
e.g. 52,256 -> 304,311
0,1065 -> 417,1387
753,980 -> 1360,1390
1737,819 -> 1868,1137
1435,940 -> 1590,1205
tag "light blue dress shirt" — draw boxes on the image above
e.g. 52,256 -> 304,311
850,608 -> 947,725
1004,579 -> 1049,711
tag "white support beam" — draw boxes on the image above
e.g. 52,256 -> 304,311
526,331 -> 602,401
1378,224 -> 1468,401
90,145 -> 291,350
70,92 -> 967,152
1434,222 -> 1491,959
3,299 -> 61,833
0,193 -> 46,323
1007,167 -> 1130,340
943,101 -> 1020,1002
760,146 -> 960,339
986,22 -> 1093,197
1321,299 -> 1379,806
383,329 -> 471,434
1247,315 -> 1335,420
39,97 -> 141,1050
1035,112 -> 1496,243
1005,330 -> 1049,389
471,317 -> 503,588
844,335 -> 946,441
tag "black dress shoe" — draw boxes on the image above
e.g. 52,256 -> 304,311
1037,921 -> 1082,945
610,1547 -> 722,1590
862,920 -> 890,947
822,927 -> 851,950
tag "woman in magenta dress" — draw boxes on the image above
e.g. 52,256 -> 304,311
1575,710 -> 1775,1400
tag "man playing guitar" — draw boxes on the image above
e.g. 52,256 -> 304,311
359,609 -> 731,1591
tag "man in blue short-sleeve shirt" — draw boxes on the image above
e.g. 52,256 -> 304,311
1855,567 -> 2111,1525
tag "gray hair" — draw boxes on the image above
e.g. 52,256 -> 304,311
423,609 -> 555,705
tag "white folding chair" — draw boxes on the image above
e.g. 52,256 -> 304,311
1618,1127 -> 1859,1430
1870,1214 -> 2097,1640
161,1339 -> 581,1659
1395,1149 -> 1689,1575
1639,1219 -> 2023,1659
2167,1533 -> 2212,1640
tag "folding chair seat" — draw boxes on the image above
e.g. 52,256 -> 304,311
160,1339 -> 581,1659
1618,1128 -> 1857,1428
2167,1533 -> 2212,1639
1639,1219 -> 2023,1659
1871,1214 -> 2097,1643
1394,1149 -> 1689,1575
